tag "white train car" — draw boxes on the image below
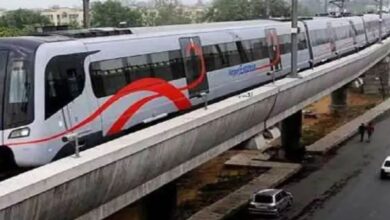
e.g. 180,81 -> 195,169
0,15 -> 386,167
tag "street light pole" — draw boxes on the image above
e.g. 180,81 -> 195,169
83,0 -> 90,28
291,0 -> 299,78
380,0 -> 383,43
325,0 -> 328,13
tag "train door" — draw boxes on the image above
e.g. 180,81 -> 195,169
327,22 -> 337,55
179,37 -> 209,98
349,20 -> 358,46
56,54 -> 99,146
265,28 -> 282,72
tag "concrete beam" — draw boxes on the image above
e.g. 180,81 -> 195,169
0,38 -> 388,220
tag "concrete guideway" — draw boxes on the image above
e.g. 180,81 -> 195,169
0,39 -> 389,220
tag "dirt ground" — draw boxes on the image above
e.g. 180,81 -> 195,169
175,90 -> 382,220
175,150 -> 267,220
302,90 -> 381,146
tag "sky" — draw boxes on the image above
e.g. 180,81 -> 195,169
0,0 -> 205,10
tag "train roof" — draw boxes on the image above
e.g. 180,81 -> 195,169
0,19 -> 283,47
130,19 -> 280,34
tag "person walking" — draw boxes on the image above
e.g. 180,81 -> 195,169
367,122 -> 375,143
359,123 -> 366,142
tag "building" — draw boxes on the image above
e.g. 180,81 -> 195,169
0,9 -> 6,17
41,7 -> 83,27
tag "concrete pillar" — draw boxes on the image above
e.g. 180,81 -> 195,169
281,111 -> 304,160
330,85 -> 348,115
145,182 -> 177,220
363,57 -> 390,96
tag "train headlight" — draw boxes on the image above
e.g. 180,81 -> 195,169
9,127 -> 30,139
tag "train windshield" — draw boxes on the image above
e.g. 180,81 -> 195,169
2,51 -> 34,129
0,51 -> 7,130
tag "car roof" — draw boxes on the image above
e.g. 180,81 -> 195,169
255,189 -> 282,196
384,156 -> 390,162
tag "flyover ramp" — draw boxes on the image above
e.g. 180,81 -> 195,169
0,39 -> 389,220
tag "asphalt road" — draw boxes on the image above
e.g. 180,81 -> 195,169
229,112 -> 390,220
297,113 -> 390,220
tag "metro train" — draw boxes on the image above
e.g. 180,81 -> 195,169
0,14 -> 389,167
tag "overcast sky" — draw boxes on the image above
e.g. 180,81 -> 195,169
0,0 -> 204,10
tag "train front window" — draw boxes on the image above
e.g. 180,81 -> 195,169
4,52 -> 34,129
9,60 -> 28,104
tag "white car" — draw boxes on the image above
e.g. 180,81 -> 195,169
380,156 -> 390,179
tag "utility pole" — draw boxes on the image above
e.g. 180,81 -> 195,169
329,0 -> 346,14
291,0 -> 298,78
325,0 -> 328,13
266,0 -> 271,18
83,0 -> 90,28
379,0 -> 383,43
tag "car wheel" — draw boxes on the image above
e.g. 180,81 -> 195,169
381,172 -> 386,179
275,210 -> 281,217
287,199 -> 293,208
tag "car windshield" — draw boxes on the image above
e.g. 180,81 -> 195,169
254,195 -> 273,203
384,161 -> 390,167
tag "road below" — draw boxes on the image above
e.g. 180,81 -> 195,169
229,110 -> 390,220
294,112 -> 390,220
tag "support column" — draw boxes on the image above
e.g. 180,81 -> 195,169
281,111 -> 304,160
363,57 -> 390,97
330,85 -> 348,115
145,182 -> 177,220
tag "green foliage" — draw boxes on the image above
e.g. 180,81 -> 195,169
91,0 -> 142,27
203,0 -> 252,22
143,0 -> 192,26
0,27 -> 25,37
0,9 -> 50,30
204,0 -> 292,22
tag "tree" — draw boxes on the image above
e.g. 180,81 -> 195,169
142,0 -> 192,26
203,0 -> 293,22
203,0 -> 252,22
204,0 -> 314,22
0,9 -> 51,30
91,0 -> 142,27
0,27 -> 24,37
251,0 -> 291,18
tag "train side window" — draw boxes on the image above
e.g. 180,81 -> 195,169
279,35 -> 291,54
169,50 -> 185,79
225,42 -> 241,67
236,41 -> 250,63
251,39 -> 268,60
241,40 -> 254,62
151,52 -> 174,81
95,58 -> 128,96
45,55 -> 85,119
126,55 -> 152,82
216,44 -> 230,68
202,45 -> 217,72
